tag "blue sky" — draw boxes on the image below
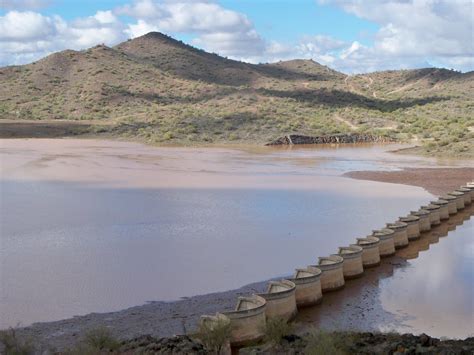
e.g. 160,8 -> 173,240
1,0 -> 473,73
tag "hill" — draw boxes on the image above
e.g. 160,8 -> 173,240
0,32 -> 472,157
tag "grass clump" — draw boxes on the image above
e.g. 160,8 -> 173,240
66,327 -> 120,354
263,317 -> 294,347
196,317 -> 231,354
304,329 -> 350,355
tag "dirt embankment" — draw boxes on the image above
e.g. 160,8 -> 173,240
345,167 -> 474,196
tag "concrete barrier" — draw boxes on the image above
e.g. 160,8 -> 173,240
399,215 -> 420,240
441,194 -> 458,215
258,280 -> 297,322
288,267 -> 322,308
338,245 -> 364,279
411,209 -> 431,232
372,228 -> 396,257
197,180 -> 473,346
448,190 -> 465,210
315,255 -> 345,292
421,204 -> 441,226
220,295 -> 267,347
457,187 -> 472,205
464,183 -> 474,200
431,199 -> 450,220
386,221 -> 409,249
354,236 -> 380,267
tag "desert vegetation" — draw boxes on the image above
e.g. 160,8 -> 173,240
0,32 -> 472,157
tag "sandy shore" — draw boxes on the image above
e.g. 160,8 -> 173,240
11,166 -> 474,350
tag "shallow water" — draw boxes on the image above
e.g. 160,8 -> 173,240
0,139 -> 471,333
297,205 -> 474,339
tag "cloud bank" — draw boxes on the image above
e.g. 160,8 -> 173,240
0,0 -> 472,73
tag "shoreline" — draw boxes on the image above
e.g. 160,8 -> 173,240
9,165 -> 474,350
1,121 -> 473,159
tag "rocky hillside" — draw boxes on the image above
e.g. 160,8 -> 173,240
0,32 -> 472,156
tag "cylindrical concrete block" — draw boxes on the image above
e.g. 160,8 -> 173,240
258,280 -> 297,322
315,255 -> 345,292
221,295 -> 267,347
288,267 -> 322,308
441,194 -> 458,215
386,221 -> 409,249
431,199 -> 449,220
399,215 -> 420,240
372,228 -> 395,257
411,209 -> 431,232
354,236 -> 380,267
464,183 -> 474,200
457,187 -> 472,205
421,204 -> 441,226
338,245 -> 364,279
448,191 -> 465,210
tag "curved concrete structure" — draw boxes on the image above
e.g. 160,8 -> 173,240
220,295 -> 267,347
441,194 -> 458,215
399,215 -> 420,240
258,280 -> 297,322
421,204 -> 441,226
288,267 -> 322,308
448,190 -> 465,210
386,221 -> 409,249
372,228 -> 396,257
411,209 -> 431,232
457,187 -> 472,205
354,236 -> 380,267
315,255 -> 345,292
338,245 -> 364,279
431,199 -> 449,220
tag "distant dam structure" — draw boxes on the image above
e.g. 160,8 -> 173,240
201,183 -> 474,348
266,133 -> 394,146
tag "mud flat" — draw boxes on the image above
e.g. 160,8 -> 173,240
345,167 -> 474,196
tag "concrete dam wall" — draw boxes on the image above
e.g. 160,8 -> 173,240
266,133 -> 393,146
201,182 -> 473,349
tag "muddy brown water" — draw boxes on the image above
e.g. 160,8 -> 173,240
0,139 -> 472,338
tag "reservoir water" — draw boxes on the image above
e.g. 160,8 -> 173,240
0,139 -> 472,337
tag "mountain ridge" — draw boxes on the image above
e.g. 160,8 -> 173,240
0,31 -> 472,157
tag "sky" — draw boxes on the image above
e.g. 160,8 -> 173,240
0,0 -> 473,73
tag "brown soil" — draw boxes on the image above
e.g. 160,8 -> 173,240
0,120 -> 100,138
345,168 -> 474,196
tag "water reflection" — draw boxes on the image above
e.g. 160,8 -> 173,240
297,204 -> 474,339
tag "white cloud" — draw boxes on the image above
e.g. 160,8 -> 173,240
116,0 -> 165,19
125,19 -> 160,38
119,0 -> 266,59
316,0 -> 474,72
0,11 -> 59,41
0,10 -> 126,66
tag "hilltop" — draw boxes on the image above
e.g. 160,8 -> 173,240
0,32 -> 472,157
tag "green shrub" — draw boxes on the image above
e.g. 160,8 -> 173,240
80,327 -> 120,351
0,328 -> 35,355
196,317 -> 231,354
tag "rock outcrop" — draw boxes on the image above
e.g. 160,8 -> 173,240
266,133 -> 393,146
